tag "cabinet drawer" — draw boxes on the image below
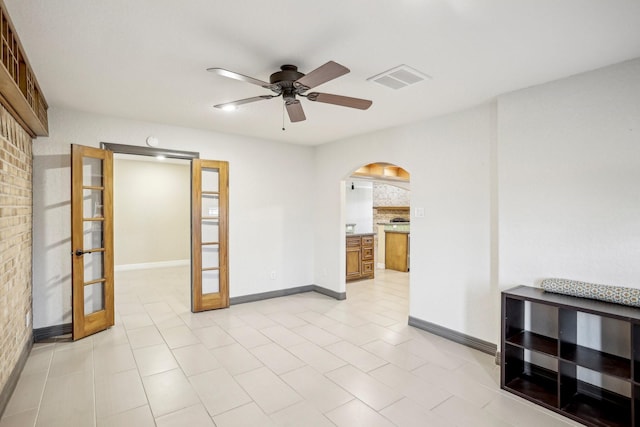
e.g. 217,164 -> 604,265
362,236 -> 374,246
362,247 -> 374,260
346,237 -> 361,247
362,261 -> 374,275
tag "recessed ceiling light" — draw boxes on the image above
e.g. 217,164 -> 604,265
221,105 -> 237,112
367,65 -> 432,90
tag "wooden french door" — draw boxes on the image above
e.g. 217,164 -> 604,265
71,144 -> 114,340
191,159 -> 229,311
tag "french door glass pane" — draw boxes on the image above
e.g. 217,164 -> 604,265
202,194 -> 219,217
84,282 -> 104,315
202,220 -> 219,243
83,189 -> 103,218
83,221 -> 103,250
203,270 -> 220,294
83,157 -> 103,186
202,168 -> 219,192
202,245 -> 219,269
83,251 -> 104,283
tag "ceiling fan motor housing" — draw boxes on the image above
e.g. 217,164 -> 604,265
270,65 -> 305,87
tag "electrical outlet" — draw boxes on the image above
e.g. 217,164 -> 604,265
270,271 -> 277,280
26,312 -> 30,328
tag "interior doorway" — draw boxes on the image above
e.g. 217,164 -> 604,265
344,162 -> 411,297
112,153 -> 192,313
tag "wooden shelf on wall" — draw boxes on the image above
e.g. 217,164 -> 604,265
0,3 -> 48,137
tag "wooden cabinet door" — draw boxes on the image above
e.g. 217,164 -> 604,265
346,246 -> 362,279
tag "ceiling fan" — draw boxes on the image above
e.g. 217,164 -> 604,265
207,61 -> 372,123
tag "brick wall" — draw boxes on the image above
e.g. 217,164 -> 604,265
0,104 -> 33,408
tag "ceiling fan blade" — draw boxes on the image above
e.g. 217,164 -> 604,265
306,92 -> 372,110
207,67 -> 274,89
285,100 -> 306,122
214,95 -> 275,109
294,61 -> 350,91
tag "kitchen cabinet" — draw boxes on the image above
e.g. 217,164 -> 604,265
502,285 -> 640,427
346,233 -> 374,282
385,231 -> 409,272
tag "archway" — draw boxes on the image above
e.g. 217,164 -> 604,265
342,162 -> 411,302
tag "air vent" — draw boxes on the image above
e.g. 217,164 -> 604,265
367,65 -> 431,90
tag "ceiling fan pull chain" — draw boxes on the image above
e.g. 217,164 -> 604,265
282,101 -> 286,131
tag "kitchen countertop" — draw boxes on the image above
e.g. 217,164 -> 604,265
345,232 -> 375,237
384,230 -> 410,234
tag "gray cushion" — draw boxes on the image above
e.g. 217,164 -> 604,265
541,278 -> 640,307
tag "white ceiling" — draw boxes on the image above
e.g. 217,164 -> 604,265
6,0 -> 640,146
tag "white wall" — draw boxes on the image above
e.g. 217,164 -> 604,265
345,181 -> 373,234
313,105 -> 494,342
497,58 -> 640,289
113,158 -> 190,267
32,108 -> 315,328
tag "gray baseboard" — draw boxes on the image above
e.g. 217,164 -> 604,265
312,285 -> 346,301
408,316 -> 497,356
230,284 -> 346,305
0,335 -> 32,419
33,323 -> 72,342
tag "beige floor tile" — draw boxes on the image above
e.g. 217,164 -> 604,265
212,402 -> 275,427
234,367 -> 302,414
287,341 -> 347,373
155,403 -> 215,426
249,343 -> 305,375
369,363 -> 451,409
152,312 -> 187,330
265,312 -> 308,328
325,365 -> 402,411
121,312 -> 154,330
269,401 -> 335,427
431,395 -> 511,427
325,340 -> 387,372
20,346 -> 53,376
211,343 -> 263,375
325,399 -> 395,427
380,397 -> 454,427
260,325 -> 307,348
330,323 -> 379,346
126,325 -> 164,349
94,342 -> 137,377
189,368 -> 252,416
291,324 -> 341,346
191,325 -> 237,349
281,366 -> 354,413
2,371 -> 47,417
95,368 -> 147,418
226,325 -> 272,348
47,346 -> 93,379
0,409 -> 38,427
97,405 -> 155,427
133,343 -> 179,376
484,392 -> 584,427
362,339 -> 427,370
160,325 -> 201,349
172,343 -> 221,376
295,311 -> 341,329
412,363 -> 498,407
235,312 -> 279,329
142,368 -> 200,417
36,371 -> 94,427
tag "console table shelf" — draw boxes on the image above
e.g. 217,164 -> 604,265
501,285 -> 640,427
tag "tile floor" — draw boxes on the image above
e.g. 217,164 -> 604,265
0,266 -> 581,426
